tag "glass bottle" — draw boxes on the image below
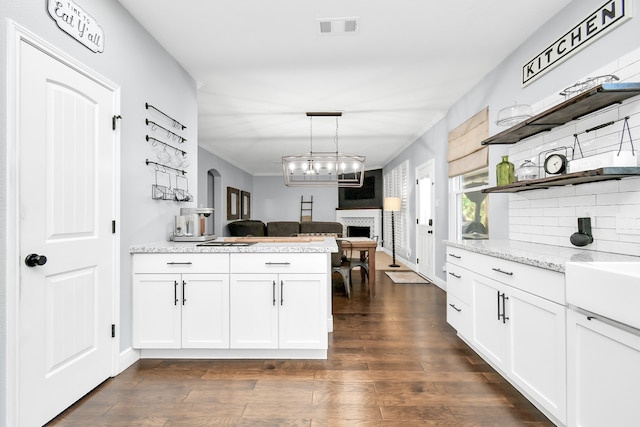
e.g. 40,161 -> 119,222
496,155 -> 515,186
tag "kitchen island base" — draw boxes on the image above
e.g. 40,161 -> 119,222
130,241 -> 335,360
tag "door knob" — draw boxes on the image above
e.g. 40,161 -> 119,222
25,253 -> 47,267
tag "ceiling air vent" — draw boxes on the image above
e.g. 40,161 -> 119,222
317,17 -> 360,35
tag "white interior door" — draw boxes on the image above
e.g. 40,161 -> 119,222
416,161 -> 435,281
17,40 -> 117,426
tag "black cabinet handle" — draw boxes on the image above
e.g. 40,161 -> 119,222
167,262 -> 192,265
497,292 -> 510,323
492,267 -> 514,276
587,316 -> 596,321
448,253 -> 461,259
280,280 -> 284,306
272,281 -> 276,306
174,281 -> 179,306
449,303 -> 462,312
448,271 -> 461,279
265,262 -> 291,266
182,280 -> 186,305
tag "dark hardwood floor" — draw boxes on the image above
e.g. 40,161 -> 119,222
47,269 -> 554,426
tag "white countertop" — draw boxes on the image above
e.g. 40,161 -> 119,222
445,239 -> 640,273
130,237 -> 338,254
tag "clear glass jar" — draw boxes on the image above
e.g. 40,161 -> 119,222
516,160 -> 538,181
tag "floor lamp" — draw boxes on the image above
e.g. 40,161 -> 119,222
384,197 -> 402,268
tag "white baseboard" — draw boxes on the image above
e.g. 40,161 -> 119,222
117,346 -> 140,374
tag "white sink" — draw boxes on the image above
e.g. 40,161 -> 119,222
566,262 -> 640,329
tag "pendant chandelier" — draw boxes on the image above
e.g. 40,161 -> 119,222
282,112 -> 366,187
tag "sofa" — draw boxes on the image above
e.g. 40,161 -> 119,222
227,220 -> 343,237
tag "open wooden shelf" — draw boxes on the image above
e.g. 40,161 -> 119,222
481,82 -> 640,145
482,167 -> 640,193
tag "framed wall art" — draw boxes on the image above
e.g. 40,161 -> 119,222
226,187 -> 240,220
241,191 -> 251,219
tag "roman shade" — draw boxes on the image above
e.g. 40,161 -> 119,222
448,107 -> 489,177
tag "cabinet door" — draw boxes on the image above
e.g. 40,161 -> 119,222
181,274 -> 230,349
567,310 -> 640,427
230,274 -> 279,349
508,286 -> 566,424
132,274 -> 181,349
279,274 -> 327,349
471,274 -> 508,368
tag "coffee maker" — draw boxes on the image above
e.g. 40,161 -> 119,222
172,207 -> 216,241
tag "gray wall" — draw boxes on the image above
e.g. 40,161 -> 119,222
253,176 -> 339,224
1,2 -> 198,422
198,146 -> 254,236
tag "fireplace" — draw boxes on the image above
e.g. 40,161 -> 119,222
335,209 -> 382,249
347,226 -> 371,238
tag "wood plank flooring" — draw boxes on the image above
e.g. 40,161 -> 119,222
47,270 -> 554,426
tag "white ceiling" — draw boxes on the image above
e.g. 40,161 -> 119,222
118,0 -> 572,176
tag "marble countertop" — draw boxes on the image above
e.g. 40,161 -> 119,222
445,239 -> 639,273
130,237 -> 338,254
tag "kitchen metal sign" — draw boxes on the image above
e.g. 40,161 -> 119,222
522,0 -> 631,86
47,0 -> 104,53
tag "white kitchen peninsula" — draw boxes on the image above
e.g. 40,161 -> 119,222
129,237 -> 337,359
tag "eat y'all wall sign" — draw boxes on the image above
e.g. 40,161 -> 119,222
47,0 -> 104,53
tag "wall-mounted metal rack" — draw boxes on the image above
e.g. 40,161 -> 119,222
146,119 -> 186,143
145,159 -> 187,176
145,102 -> 187,130
146,135 -> 186,156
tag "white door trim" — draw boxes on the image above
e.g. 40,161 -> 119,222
5,20 -> 121,426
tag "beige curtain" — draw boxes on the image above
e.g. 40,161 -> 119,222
448,107 -> 489,177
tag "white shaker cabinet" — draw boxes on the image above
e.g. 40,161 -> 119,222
471,274 -> 566,424
132,254 -> 230,349
230,273 -> 326,349
445,248 -> 473,338
230,253 -> 328,351
447,246 -> 566,426
567,309 -> 640,427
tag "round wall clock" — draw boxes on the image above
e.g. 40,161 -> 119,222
544,153 -> 567,175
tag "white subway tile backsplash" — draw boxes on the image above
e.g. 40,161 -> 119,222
509,198 -> 530,209
596,217 -> 617,229
530,216 -> 559,227
591,205 -> 624,217
509,216 -> 530,225
598,191 -> 640,205
620,234 -> 640,244
543,207 -> 576,217
559,195 -> 596,207
598,240 -> 640,256
574,180 -> 619,195
619,177 -> 640,193
531,198 -> 560,208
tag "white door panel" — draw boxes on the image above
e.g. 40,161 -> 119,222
416,162 -> 435,280
18,40 -> 116,427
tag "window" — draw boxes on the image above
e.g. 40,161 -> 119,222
449,168 -> 489,240
384,161 -> 409,258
